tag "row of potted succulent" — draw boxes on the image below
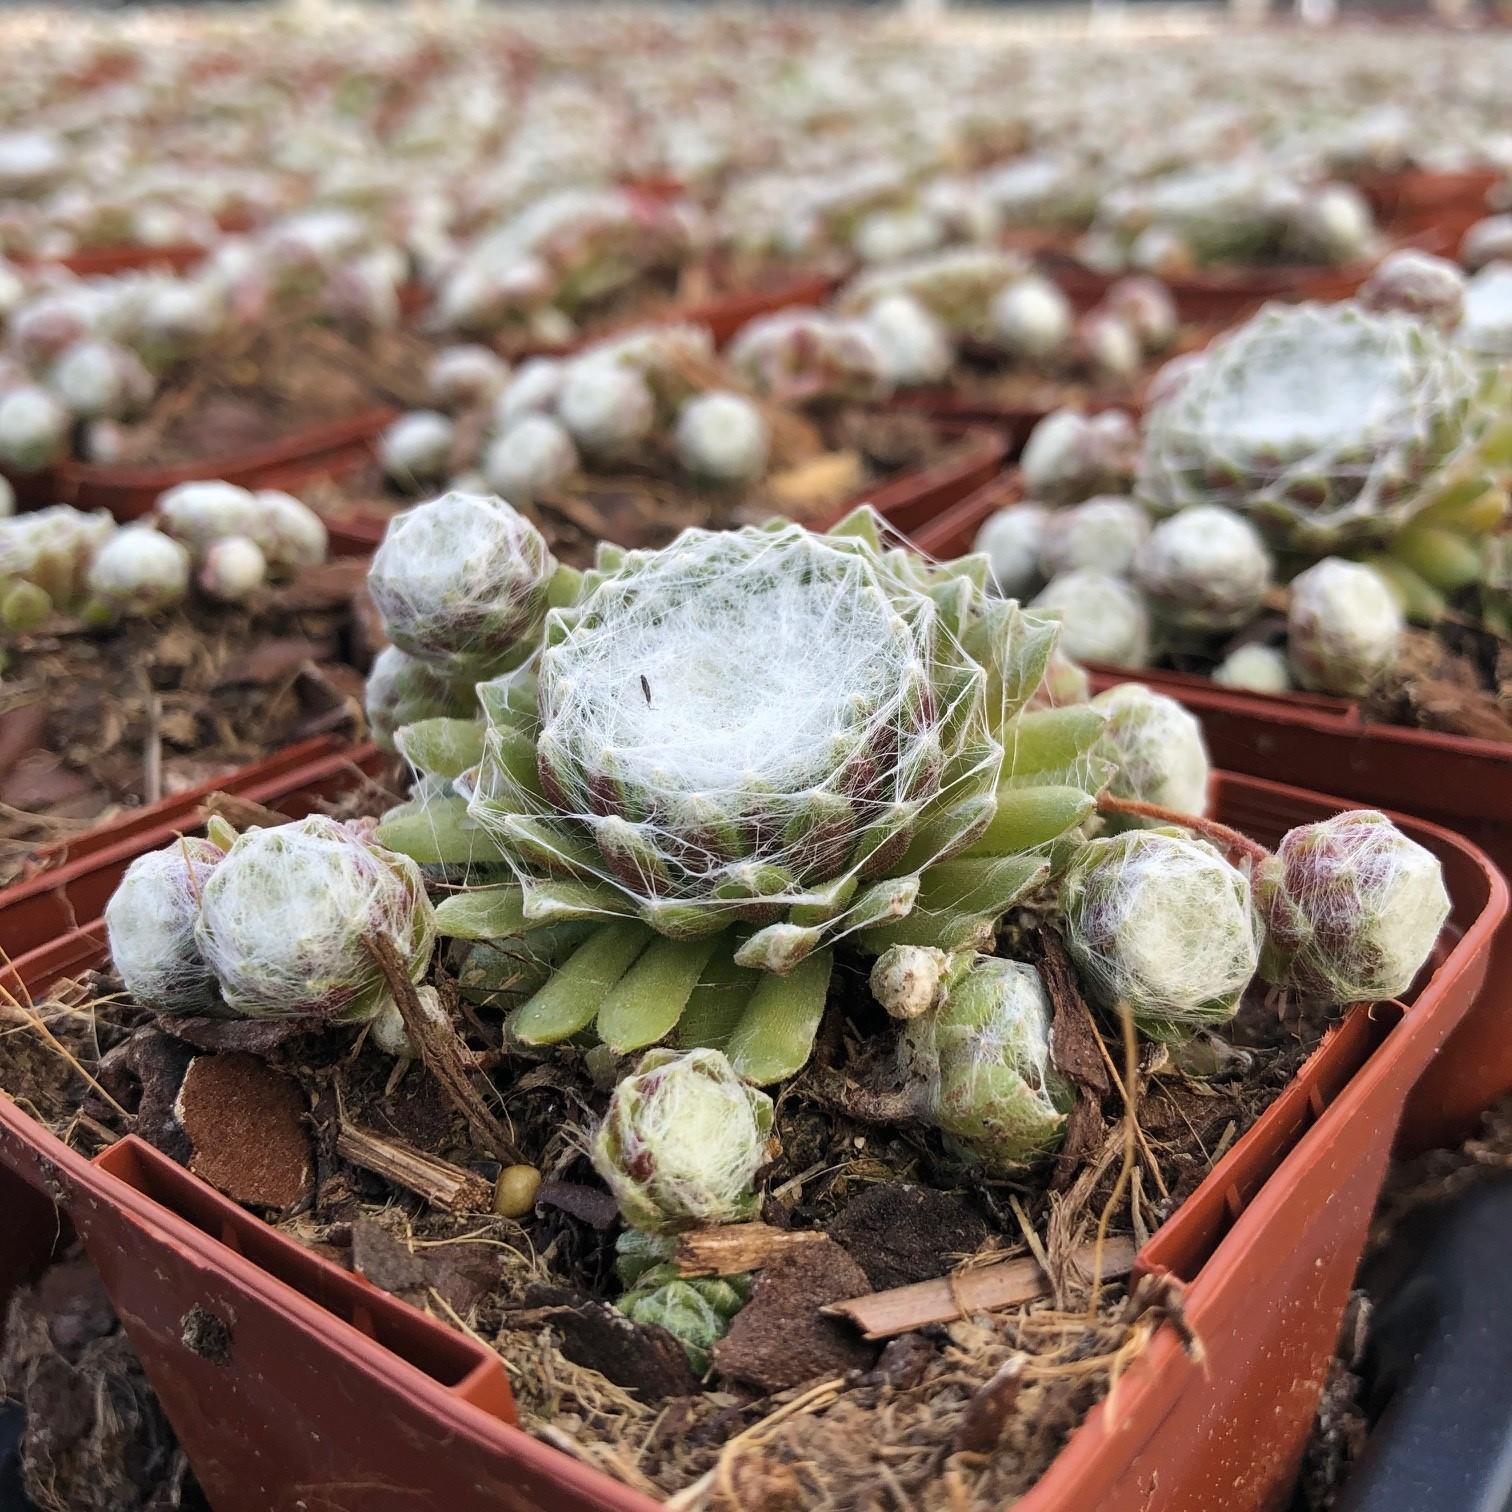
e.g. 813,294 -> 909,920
0,484 -> 1506,1512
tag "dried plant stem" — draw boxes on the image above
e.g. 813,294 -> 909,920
1095,795 -> 1271,868
1088,1000 -> 1140,1315
337,1122 -> 493,1212
364,931 -> 520,1165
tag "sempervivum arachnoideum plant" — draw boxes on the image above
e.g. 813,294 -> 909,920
104,815 -> 437,1047
382,502 -> 1106,1084
1135,300 -> 1509,623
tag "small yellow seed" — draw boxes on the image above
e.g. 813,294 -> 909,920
494,1164 -> 542,1219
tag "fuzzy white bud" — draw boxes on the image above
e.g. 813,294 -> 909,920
428,345 -> 510,412
86,526 -> 191,615
0,386 -> 68,472
1287,558 -> 1403,697
557,359 -> 656,457
482,413 -> 578,504
973,502 -> 1049,600
200,535 -> 268,602
252,490 -> 328,574
380,411 -> 455,486
1031,569 -> 1151,668
675,391 -> 770,483
991,276 -> 1073,361
861,293 -> 953,387
156,481 -> 260,556
1214,643 -> 1291,694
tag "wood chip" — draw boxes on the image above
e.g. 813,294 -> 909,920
821,1235 -> 1137,1340
674,1222 -> 829,1277
336,1122 -> 493,1213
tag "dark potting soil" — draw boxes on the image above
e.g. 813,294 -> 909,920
93,323 -> 432,470
0,557 -> 376,886
2,796 -> 1344,1510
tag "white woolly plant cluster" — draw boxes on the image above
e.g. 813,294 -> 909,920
1132,505 -> 1273,635
1256,810 -> 1450,1005
1090,684 -> 1210,823
973,502 -> 1048,600
153,479 -> 327,587
1030,569 -> 1151,669
1021,408 -> 1140,506
1136,302 -> 1494,555
367,491 -> 562,681
591,1047 -> 775,1233
381,507 -> 1107,1084
104,838 -> 226,1015
728,308 -> 889,406
1061,828 -> 1261,1041
1039,497 -> 1151,580
0,505 -> 114,629
194,815 -> 436,1024
896,955 -> 1072,1173
1287,557 -> 1404,697
104,817 -> 436,1030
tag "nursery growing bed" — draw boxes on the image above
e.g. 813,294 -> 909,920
302,415 -> 1009,559
0,751 -> 1501,1512
914,478 -> 1512,1153
4,321 -> 435,519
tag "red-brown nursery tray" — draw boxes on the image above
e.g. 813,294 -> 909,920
0,747 -> 1503,1512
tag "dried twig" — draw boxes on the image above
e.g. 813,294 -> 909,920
674,1223 -> 829,1278
822,1236 -> 1136,1340
197,790 -> 290,832
365,931 -> 520,1165
336,1121 -> 493,1212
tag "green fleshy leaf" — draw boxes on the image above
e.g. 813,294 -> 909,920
512,921 -> 653,1044
824,503 -> 885,550
435,885 -> 527,941
726,948 -> 835,1084
375,796 -> 512,866
597,934 -> 723,1054
521,876 -> 635,924
963,785 -> 1096,857
395,718 -> 486,781
1000,705 -> 1106,779
733,922 -> 824,974
676,948 -> 761,1053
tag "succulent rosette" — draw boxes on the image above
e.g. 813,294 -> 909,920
1062,829 -> 1261,1041
1091,683 -> 1210,822
897,955 -> 1072,1172
367,492 -> 564,681
1136,302 -> 1499,557
591,1047 -> 774,1233
194,815 -> 436,1025
1133,505 -> 1273,634
105,838 -> 226,1016
839,247 -> 1033,346
1287,557 -> 1403,697
728,309 -> 889,406
617,1270 -> 751,1373
1255,810 -> 1450,1003
384,507 -> 1106,1081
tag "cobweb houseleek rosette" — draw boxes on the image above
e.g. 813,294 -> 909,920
1136,302 -> 1504,562
381,507 -> 1109,1084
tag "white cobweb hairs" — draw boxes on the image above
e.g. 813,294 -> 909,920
194,815 -> 436,1023
1257,809 -> 1451,1004
466,521 -> 998,930
1091,683 -> 1210,821
1062,829 -> 1260,1040
1135,302 -> 1487,550
367,491 -> 555,679
105,838 -> 225,1015
1030,569 -> 1151,669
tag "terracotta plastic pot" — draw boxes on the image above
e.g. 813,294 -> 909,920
6,406 -> 398,520
914,477 -> 1512,1153
1354,166 -> 1500,240
0,749 -> 1501,1512
11,241 -> 209,279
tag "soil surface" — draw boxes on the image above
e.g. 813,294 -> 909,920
2,808 -> 1346,1509
0,557 -> 374,885
91,323 -> 432,469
